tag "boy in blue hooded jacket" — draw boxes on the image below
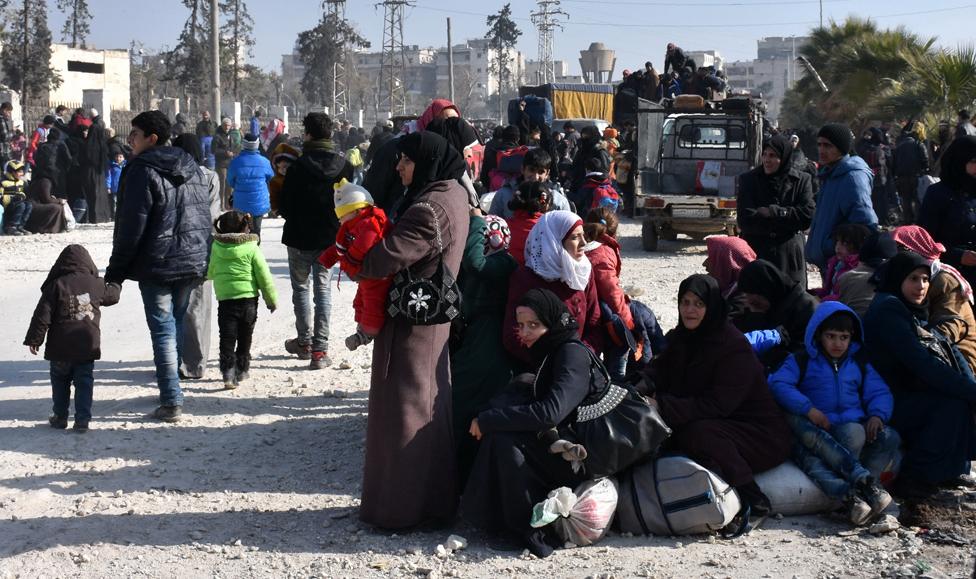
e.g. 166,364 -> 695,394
769,301 -> 900,526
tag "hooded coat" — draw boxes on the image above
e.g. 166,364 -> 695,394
227,149 -> 274,217
738,135 -> 815,287
24,245 -> 121,362
918,136 -> 976,286
648,274 -> 791,486
863,251 -> 976,483
279,142 -> 353,251
207,232 -> 277,306
804,155 -> 878,270
105,146 -> 213,285
769,301 -> 894,425
357,131 -> 470,529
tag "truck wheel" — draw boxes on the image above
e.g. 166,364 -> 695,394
642,221 -> 659,252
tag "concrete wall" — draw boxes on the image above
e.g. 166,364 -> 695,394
48,44 -> 130,111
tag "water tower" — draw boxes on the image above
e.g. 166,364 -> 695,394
579,42 -> 616,83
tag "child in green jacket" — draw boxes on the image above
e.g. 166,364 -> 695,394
208,210 -> 277,389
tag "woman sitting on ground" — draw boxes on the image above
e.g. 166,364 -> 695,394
892,225 -> 976,375
503,209 -> 601,368
641,274 -> 791,519
463,289 -> 604,558
863,251 -> 976,497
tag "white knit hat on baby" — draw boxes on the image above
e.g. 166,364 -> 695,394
334,179 -> 374,219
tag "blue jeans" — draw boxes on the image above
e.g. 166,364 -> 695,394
139,278 -> 200,407
603,344 -> 629,383
51,360 -> 95,421
287,247 -> 332,352
3,199 -> 32,230
787,414 -> 902,500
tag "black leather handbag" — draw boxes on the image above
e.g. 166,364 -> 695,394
555,343 -> 672,478
386,202 -> 462,326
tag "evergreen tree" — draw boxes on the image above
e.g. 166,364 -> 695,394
485,3 -> 521,117
219,0 -> 254,99
1,0 -> 61,121
295,11 -> 368,106
55,0 -> 91,48
165,0 -> 212,104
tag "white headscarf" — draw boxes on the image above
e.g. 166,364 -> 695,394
524,210 -> 592,291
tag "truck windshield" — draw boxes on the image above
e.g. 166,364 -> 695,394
677,124 -> 747,149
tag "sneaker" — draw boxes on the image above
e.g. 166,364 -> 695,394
285,338 -> 311,360
844,496 -> 873,526
72,420 -> 90,433
309,351 -> 331,370
235,369 -> 249,383
222,370 -> 237,390
859,478 -> 893,517
5,228 -> 23,236
17,227 -> 33,235
152,405 -> 183,423
48,414 -> 68,429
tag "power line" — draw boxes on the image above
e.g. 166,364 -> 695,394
558,0 -> 845,5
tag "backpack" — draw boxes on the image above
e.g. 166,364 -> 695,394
488,145 -> 530,191
589,181 -> 621,213
616,455 -> 741,536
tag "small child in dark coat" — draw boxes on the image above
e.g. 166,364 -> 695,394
24,245 -> 120,432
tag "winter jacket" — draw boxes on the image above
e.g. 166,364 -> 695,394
196,119 -> 216,138
249,116 -> 260,138
575,173 -> 619,213
769,301 -> 894,425
738,166 -> 815,245
629,300 -> 667,365
813,253 -> 860,301
893,136 -> 930,178
26,124 -> 49,166
584,234 -> 634,331
105,160 -> 124,194
227,149 -> 274,217
502,265 -> 602,367
864,292 -> 976,401
105,146 -> 212,285
488,178 -> 571,219
507,210 -> 541,267
457,215 -> 519,322
804,155 -> 877,269
918,181 -> 976,281
835,264 -> 877,319
212,128 -> 238,169
207,232 -> 277,306
318,205 -> 392,334
279,142 -> 353,251
269,142 -> 300,214
928,270 -> 976,374
24,245 -> 121,362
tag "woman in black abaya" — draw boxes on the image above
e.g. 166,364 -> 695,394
80,123 -> 112,223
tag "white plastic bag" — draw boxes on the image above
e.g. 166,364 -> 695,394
536,478 -> 618,547
918,175 -> 939,206
63,202 -> 76,231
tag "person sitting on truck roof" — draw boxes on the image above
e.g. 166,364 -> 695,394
642,61 -> 661,102
805,123 -> 878,272
663,43 -> 688,78
489,148 -> 572,220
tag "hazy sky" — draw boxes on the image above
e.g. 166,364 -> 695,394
51,0 -> 976,73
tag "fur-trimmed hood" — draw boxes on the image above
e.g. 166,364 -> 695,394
214,232 -> 259,244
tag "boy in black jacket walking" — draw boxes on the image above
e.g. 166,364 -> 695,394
24,245 -> 120,432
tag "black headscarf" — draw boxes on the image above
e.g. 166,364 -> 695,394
674,274 -> 728,336
875,250 -> 931,318
859,230 -> 898,269
395,131 -> 467,217
173,133 -> 204,165
738,259 -> 796,303
762,134 -> 795,179
939,135 -> 976,195
84,123 -> 109,173
425,117 -> 481,158
517,288 -> 581,366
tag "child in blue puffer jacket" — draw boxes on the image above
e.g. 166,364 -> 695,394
769,301 -> 900,526
227,133 -> 274,241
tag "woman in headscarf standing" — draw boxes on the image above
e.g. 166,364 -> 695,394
918,136 -> 976,288
80,123 -> 112,223
737,134 -> 816,288
502,209 -> 602,369
462,288 -> 604,558
863,251 -> 976,496
643,274 -> 791,517
357,131 -> 470,529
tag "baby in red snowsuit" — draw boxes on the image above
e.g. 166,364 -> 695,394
318,180 -> 392,351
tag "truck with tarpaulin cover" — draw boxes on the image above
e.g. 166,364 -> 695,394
518,83 -> 615,124
633,95 -> 765,251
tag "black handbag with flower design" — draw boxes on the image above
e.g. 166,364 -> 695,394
386,202 -> 462,325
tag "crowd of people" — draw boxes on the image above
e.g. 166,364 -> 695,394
16,92 -> 976,559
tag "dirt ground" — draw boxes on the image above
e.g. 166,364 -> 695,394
0,219 -> 973,578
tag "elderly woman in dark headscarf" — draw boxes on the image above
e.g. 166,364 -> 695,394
463,288 -> 605,558
643,274 -> 791,520
79,123 -> 112,223
737,134 -> 816,288
863,251 -> 976,497
919,135 -> 976,287
735,259 -> 820,370
356,131 -> 470,530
